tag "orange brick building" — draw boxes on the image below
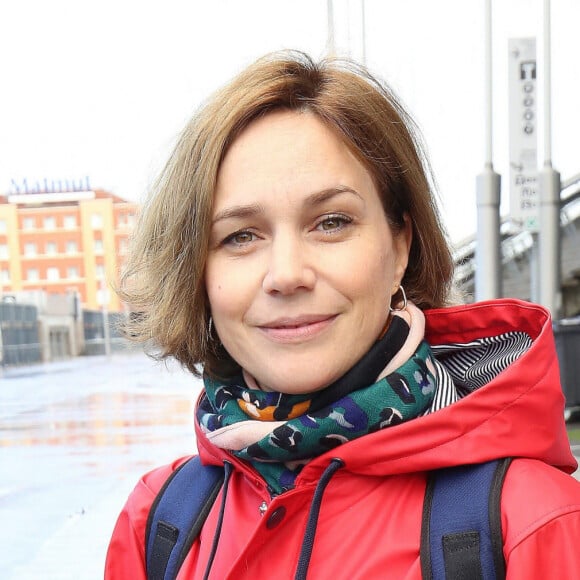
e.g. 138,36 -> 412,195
0,188 -> 137,311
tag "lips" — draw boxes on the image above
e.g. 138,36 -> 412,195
257,314 -> 337,342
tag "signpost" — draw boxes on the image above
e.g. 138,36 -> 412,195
508,38 -> 538,232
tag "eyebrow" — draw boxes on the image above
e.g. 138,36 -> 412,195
306,186 -> 364,206
211,186 -> 364,225
211,203 -> 263,224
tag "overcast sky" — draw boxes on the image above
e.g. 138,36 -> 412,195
1,0 -> 578,243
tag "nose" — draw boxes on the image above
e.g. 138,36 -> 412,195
262,233 -> 316,295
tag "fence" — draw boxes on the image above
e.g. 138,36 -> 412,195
0,301 -> 42,365
554,318 -> 580,410
82,310 -> 132,355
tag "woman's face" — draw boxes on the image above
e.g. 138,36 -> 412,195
205,110 -> 411,394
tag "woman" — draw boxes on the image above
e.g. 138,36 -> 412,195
106,51 -> 580,578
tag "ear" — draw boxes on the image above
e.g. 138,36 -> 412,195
392,213 -> 412,287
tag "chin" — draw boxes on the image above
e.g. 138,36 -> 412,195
264,372 -> 336,395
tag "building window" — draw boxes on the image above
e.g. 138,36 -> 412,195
27,268 -> 39,281
67,266 -> 79,279
97,287 -> 110,306
0,219 -> 6,234
64,215 -> 77,229
94,238 -> 104,253
91,213 -> 103,229
0,244 -> 8,259
66,240 -> 78,254
46,241 -> 58,255
1,269 -> 9,283
47,267 -> 60,281
44,216 -> 56,229
95,264 -> 105,279
22,217 -> 35,230
24,242 -> 37,256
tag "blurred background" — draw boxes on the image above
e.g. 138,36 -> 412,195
0,1 -> 579,578
1,0 -> 579,243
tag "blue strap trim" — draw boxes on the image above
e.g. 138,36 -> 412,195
424,460 -> 506,580
145,456 -> 224,580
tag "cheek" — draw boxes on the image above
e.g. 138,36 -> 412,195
206,261 -> 250,326
205,261 -> 228,316
348,245 -> 397,290
207,281 -> 234,321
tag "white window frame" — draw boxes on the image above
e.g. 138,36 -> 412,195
45,241 -> 58,255
22,217 -> 35,230
27,268 -> 39,282
44,216 -> 56,230
67,266 -> 79,279
64,215 -> 77,229
91,213 -> 103,229
24,242 -> 37,257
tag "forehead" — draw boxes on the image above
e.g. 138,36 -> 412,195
214,110 -> 376,209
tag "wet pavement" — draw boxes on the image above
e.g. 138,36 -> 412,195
0,351 -> 203,580
1,353 -> 579,579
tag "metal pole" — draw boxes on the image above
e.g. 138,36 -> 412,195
100,276 -> 112,359
361,0 -> 367,65
0,279 -> 4,371
476,0 -> 502,301
484,0 -> 493,168
327,0 -> 335,56
538,0 -> 561,317
543,0 -> 553,167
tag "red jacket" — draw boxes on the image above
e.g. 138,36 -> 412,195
106,299 -> 580,579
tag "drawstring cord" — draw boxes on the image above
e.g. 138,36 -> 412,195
294,458 -> 345,580
203,460 -> 234,580
202,458 -> 343,580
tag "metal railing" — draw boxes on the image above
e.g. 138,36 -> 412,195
454,173 -> 580,287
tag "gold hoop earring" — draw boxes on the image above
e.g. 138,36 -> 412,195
389,286 -> 407,312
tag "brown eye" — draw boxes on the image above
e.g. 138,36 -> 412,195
232,231 -> 254,244
317,215 -> 351,232
223,230 -> 256,246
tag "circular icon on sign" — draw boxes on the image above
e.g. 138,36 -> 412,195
523,97 -> 534,107
524,110 -> 534,120
523,83 -> 534,93
524,124 -> 534,134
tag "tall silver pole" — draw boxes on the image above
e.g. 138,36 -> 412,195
100,276 -> 112,359
0,279 -> 4,372
361,0 -> 367,65
476,0 -> 502,301
327,0 -> 335,56
538,0 -> 561,317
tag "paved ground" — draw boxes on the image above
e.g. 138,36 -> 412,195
0,352 -> 203,580
1,352 -> 578,579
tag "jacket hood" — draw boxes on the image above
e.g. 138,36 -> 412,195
196,299 -> 576,484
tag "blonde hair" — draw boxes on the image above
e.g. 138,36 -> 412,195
119,50 -> 454,377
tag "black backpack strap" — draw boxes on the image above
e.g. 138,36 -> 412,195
145,455 -> 224,580
420,458 -> 512,580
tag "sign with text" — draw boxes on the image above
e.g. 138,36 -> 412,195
508,38 -> 538,232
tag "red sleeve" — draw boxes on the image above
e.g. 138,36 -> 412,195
506,510 -> 580,578
104,457 -> 192,579
503,459 -> 580,578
